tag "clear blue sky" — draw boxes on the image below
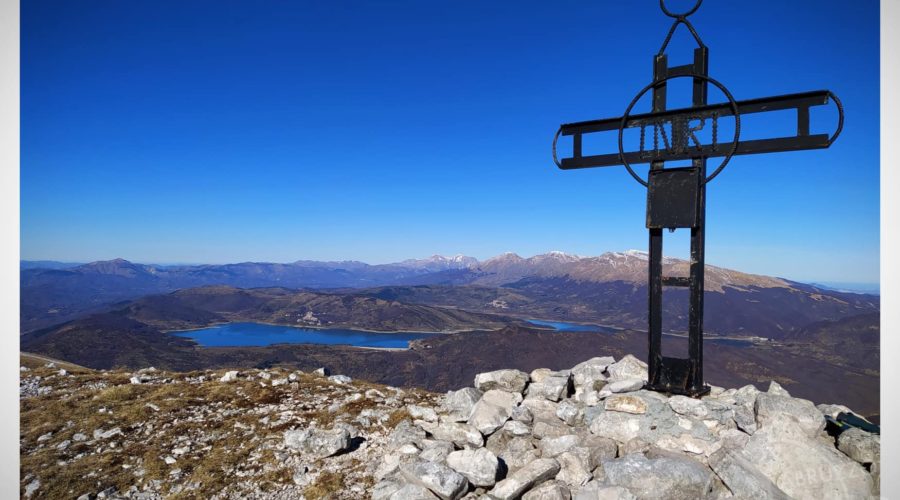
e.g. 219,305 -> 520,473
21,0 -> 879,283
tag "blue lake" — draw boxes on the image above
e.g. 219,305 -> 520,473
171,322 -> 440,348
527,319 -> 620,334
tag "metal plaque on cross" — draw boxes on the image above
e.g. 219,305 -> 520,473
551,0 -> 843,397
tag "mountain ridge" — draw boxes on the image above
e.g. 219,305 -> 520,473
20,251 -> 879,335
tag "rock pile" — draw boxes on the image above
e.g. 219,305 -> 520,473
19,354 -> 880,499
374,355 -> 879,500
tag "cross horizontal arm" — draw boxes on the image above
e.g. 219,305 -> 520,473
557,90 -> 833,170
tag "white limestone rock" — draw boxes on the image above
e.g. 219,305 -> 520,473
602,453 -> 715,500
604,395 -> 648,415
474,369 -> 529,394
522,480 -> 571,500
409,405 -> 439,423
446,448 -> 500,487
539,434 -> 582,458
708,448 -> 791,500
767,381 -> 791,397
399,460 -> 469,500
442,387 -> 483,422
391,482 -> 442,500
527,373 -> 573,402
283,427 -> 351,458
837,427 -> 880,465
556,400 -> 585,426
468,390 -> 523,435
739,418 -> 874,500
605,355 -> 648,382
754,392 -> 825,438
421,421 -> 484,448
573,483 -> 636,500
555,451 -> 593,488
606,379 -> 644,394
490,458 -> 561,500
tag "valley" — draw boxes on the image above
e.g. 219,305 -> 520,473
19,251 -> 881,419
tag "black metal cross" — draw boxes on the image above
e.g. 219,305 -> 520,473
552,0 -> 843,397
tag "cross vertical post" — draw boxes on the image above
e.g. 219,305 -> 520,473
645,46 -> 711,396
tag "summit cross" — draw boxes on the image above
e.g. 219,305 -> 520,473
552,0 -> 844,397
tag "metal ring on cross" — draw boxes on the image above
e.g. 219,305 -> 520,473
826,90 -> 844,146
659,0 -> 702,19
616,73 -> 741,187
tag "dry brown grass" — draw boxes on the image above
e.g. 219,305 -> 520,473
20,353 -> 93,373
21,371 -> 278,498
304,470 -> 346,500
21,367 -> 439,498
383,408 -> 410,429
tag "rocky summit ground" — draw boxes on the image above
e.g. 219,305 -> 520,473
20,354 -> 879,500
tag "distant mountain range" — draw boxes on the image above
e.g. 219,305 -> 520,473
21,251 -> 879,339
19,252 -> 880,416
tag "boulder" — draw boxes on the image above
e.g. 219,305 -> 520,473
502,420 -> 532,437
420,440 -> 455,464
388,420 -> 427,451
371,480 -> 403,500
533,418 -> 573,440
446,448 -> 500,487
328,374 -> 352,384
583,436 -> 618,466
376,452 -> 417,481
573,389 -> 603,407
521,398 -> 561,422
732,405 -> 757,435
739,418 -> 874,500
606,379 -> 644,394
589,410 -> 647,443
421,421 -> 484,448
871,460 -> 880,496
442,388 -> 483,422
391,482 -> 444,499
837,428 -> 880,464
667,396 -> 708,419
219,371 -> 239,383
522,480 -> 571,500
474,369 -> 529,394
490,458 -> 561,500
605,355 -> 647,382
574,483 -> 636,500
767,381 -> 790,397
604,395 -> 648,415
754,393 -> 824,438
512,405 -> 534,424
409,405 -> 439,423
283,427 -> 351,458
555,451 -> 593,488
539,434 -> 581,458
531,368 -> 554,384
556,400 -> 585,426
572,356 -> 615,391
499,437 -> 542,474
733,385 -> 761,407
399,460 -> 469,500
528,374 -> 573,402
468,390 -> 523,435
603,453 -> 715,500
816,403 -> 855,419
707,448 -> 791,500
